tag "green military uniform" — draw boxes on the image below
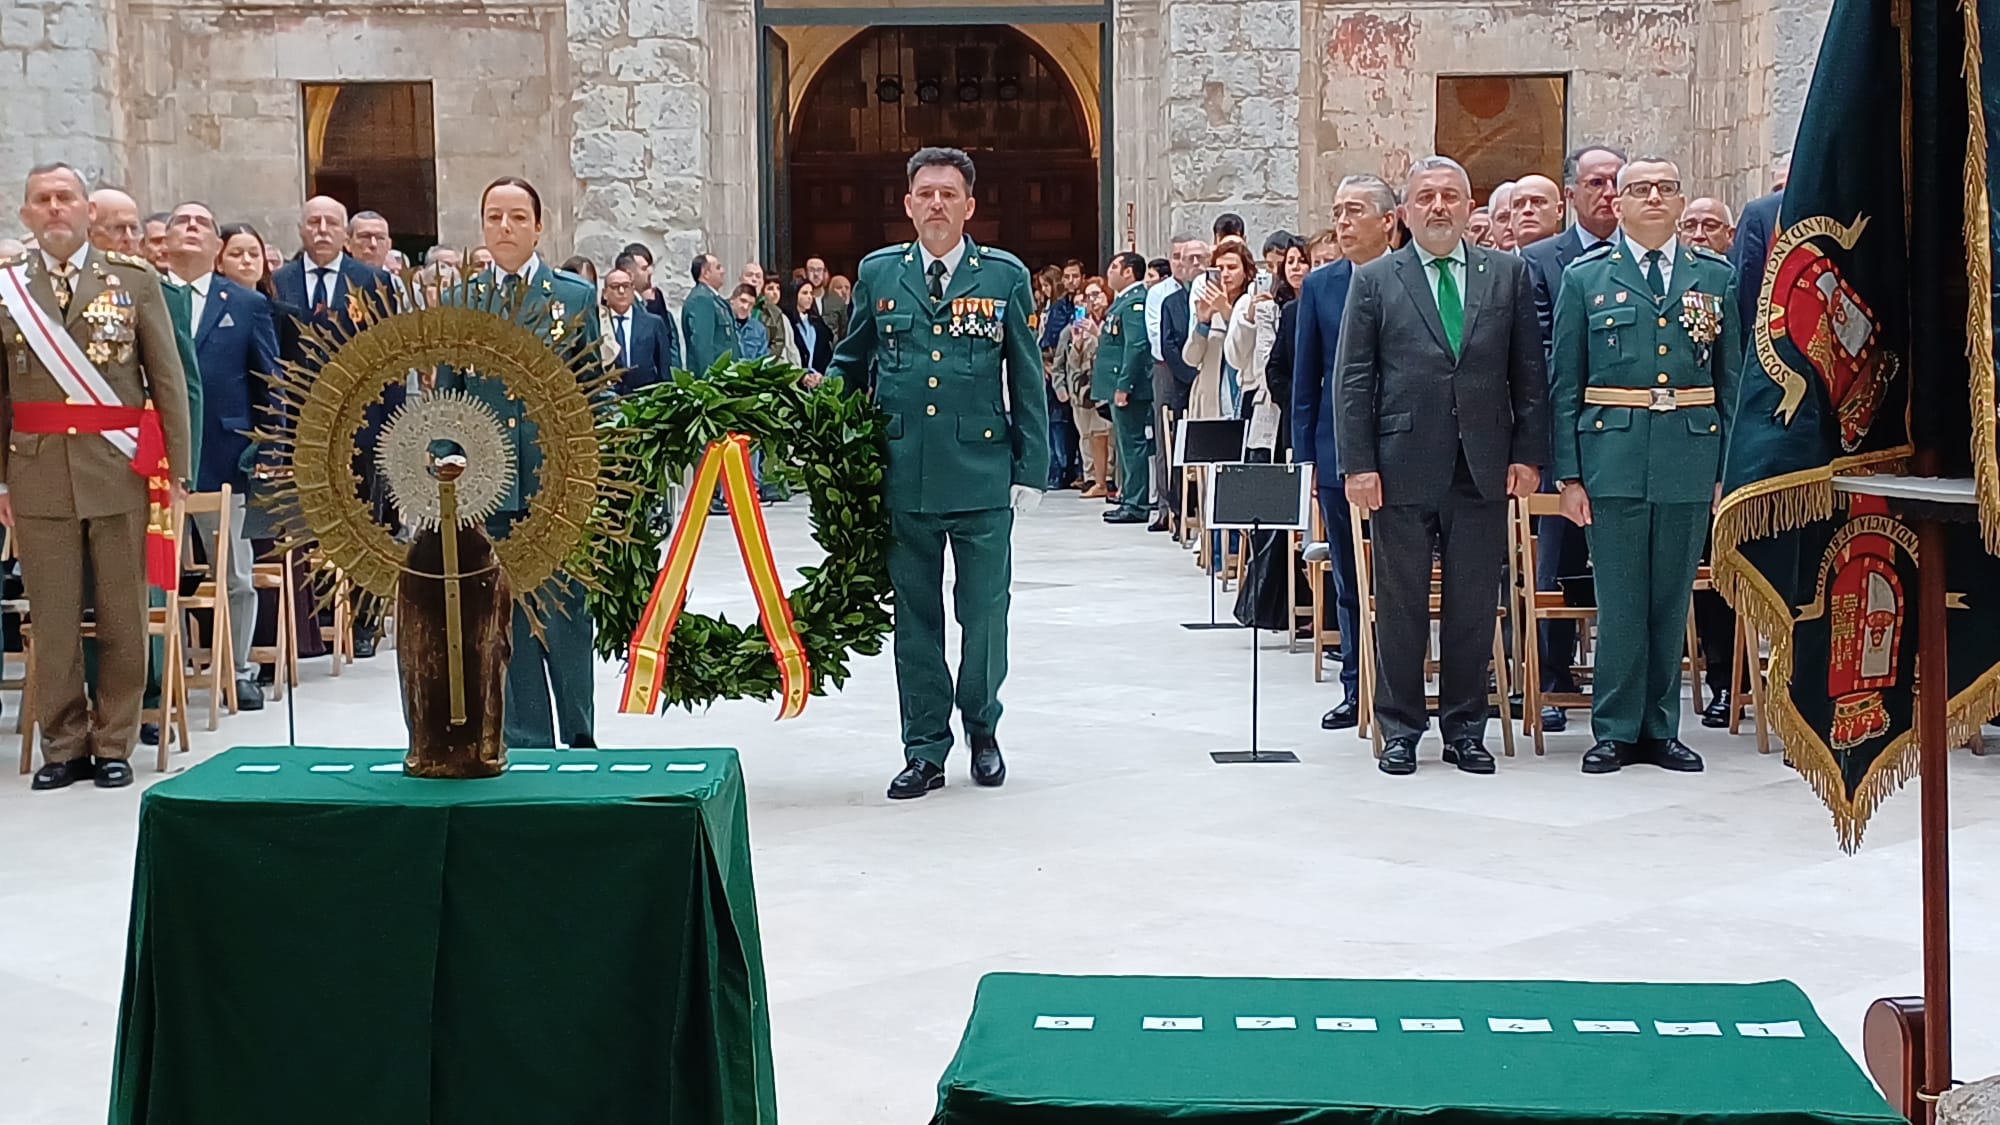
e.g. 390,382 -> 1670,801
1089,281 -> 1153,519
439,256 -> 602,748
1550,237 -> 1741,746
825,236 -> 1049,768
681,283 -> 737,377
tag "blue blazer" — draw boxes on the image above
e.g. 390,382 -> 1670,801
1290,259 -> 1353,475
191,277 -> 279,491
1518,225 -> 1595,359
611,304 -> 673,393
1731,190 -> 1784,337
270,253 -> 400,443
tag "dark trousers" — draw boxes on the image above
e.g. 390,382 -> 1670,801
1368,459 -> 1507,744
1584,499 -> 1708,743
1692,590 -> 1736,693
1316,485 -> 1361,703
888,507 -> 1013,766
502,575 -> 597,748
1535,511 -> 1590,693
1046,382 -> 1080,488
1111,400 -> 1153,518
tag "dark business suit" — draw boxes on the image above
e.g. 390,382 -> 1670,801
1153,280 -> 1196,515
788,310 -> 834,373
1335,243 -> 1547,744
641,288 -> 683,375
1520,226 -> 1615,697
271,253 -> 399,514
1290,259 -> 1361,704
608,304 -> 673,393
1730,190 -> 1784,333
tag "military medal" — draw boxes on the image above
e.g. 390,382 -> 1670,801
1593,294 -> 1605,307
1680,289 -> 1722,366
1614,290 -> 1628,303
548,300 -> 567,341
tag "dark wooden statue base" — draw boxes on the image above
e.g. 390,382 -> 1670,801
397,523 -> 513,779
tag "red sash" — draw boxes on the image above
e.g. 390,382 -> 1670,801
11,402 -> 177,587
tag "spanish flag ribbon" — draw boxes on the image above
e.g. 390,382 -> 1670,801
620,434 -> 811,719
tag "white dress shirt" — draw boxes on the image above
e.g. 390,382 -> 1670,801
1144,276 -> 1182,362
1623,233 -> 1680,294
918,238 -> 968,295
41,241 -> 90,302
169,270 -> 214,330
305,251 -> 348,308
1413,240 -> 1469,311
496,252 -> 543,288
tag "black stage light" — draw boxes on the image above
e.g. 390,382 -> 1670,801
915,77 -> 941,104
957,76 -> 982,104
876,75 -> 903,103
996,75 -> 1021,101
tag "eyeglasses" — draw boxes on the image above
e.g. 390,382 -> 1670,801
1578,175 -> 1617,192
1678,217 -> 1728,233
1619,179 -> 1684,200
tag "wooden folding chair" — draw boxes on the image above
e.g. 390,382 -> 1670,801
1685,565 -> 1717,716
249,549 -> 300,701
178,485 -> 240,729
1,533 -> 25,729
1347,503 -> 1515,759
1725,613 -> 1772,753
1510,494 -> 1597,754
318,570 -> 357,675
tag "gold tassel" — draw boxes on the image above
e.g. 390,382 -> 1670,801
1960,0 -> 2000,552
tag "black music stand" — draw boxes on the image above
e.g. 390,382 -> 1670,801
1204,462 -> 1311,764
1176,417 -> 1250,630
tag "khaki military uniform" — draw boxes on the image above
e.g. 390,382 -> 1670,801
1,248 -> 192,763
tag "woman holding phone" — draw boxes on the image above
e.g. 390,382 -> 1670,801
1181,238 -> 1253,420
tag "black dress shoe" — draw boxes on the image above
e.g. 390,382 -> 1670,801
1581,739 -> 1629,774
1640,736 -> 1705,772
969,736 -> 1006,787
1442,738 -> 1496,774
1147,516 -> 1171,533
94,760 -> 134,788
1103,508 -> 1148,524
1378,737 -> 1418,775
353,631 -> 378,659
140,723 -> 161,747
1539,706 -> 1568,732
1700,690 -> 1732,728
887,759 -> 945,800
31,758 -> 94,790
235,678 -> 266,712
1321,700 -> 1359,730
569,732 -> 597,749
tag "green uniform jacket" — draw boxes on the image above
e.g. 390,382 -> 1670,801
161,278 -> 205,474
825,236 -> 1050,514
439,261 -> 602,514
1550,241 -> 1742,503
680,284 -> 737,377
1088,282 -> 1152,403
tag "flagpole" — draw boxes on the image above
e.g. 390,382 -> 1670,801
1915,510 -> 1951,1122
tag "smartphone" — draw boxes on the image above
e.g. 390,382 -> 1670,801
1204,267 -> 1220,284
1254,268 -> 1274,295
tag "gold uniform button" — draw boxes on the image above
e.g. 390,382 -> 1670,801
983,428 -> 994,438
931,350 -> 942,361
1657,344 -> 1669,356
927,377 -> 938,388
1603,317 -> 1614,326
926,404 -> 937,416
1709,423 -> 1718,432
1657,317 -> 1669,328
884,324 -> 894,334
932,325 -> 942,336
1657,373 -> 1670,384
67,427 -> 78,435
1594,420 -> 1604,429
507,417 -> 517,428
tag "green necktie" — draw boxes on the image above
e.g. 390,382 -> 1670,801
927,259 -> 947,301
1431,257 -> 1463,357
1644,249 -> 1666,300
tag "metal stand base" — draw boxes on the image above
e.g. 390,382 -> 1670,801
1181,622 -> 1246,631
1209,750 -> 1299,764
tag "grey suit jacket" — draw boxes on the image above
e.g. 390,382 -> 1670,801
1333,242 -> 1549,507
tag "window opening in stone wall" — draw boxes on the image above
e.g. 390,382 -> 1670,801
302,81 -> 440,255
1434,75 -> 1567,204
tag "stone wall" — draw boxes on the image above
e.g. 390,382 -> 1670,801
1162,0 -> 1304,243
0,0 -> 122,194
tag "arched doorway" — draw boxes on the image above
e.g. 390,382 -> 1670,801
786,25 -> 1098,276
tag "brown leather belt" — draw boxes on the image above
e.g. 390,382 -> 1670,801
1582,386 -> 1716,412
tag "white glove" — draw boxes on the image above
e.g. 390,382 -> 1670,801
1009,485 -> 1043,515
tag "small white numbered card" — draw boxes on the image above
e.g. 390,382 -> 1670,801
1033,1015 -> 1094,1031
1235,1016 -> 1297,1030
1316,1017 -> 1378,1032
1142,1016 -> 1203,1031
1400,1018 -> 1463,1032
1574,1020 -> 1642,1034
1655,1021 -> 1723,1037
1736,1021 -> 1805,1038
1488,1018 -> 1552,1033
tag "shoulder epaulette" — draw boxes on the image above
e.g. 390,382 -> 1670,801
1690,245 -> 1729,264
1576,243 -> 1616,264
549,267 -> 592,289
974,245 -> 1028,272
104,250 -> 159,272
860,244 -> 908,265
0,254 -> 22,270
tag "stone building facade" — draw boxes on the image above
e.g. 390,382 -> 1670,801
0,0 -> 1824,286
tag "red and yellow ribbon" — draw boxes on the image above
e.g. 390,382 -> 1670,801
620,434 -> 811,718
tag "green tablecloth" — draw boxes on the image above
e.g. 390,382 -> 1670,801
935,974 -> 1901,1125
111,746 -> 775,1125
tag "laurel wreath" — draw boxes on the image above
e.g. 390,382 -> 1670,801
589,357 -> 893,709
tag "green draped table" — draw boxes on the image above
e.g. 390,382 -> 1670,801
934,974 -> 1901,1125
111,746 -> 776,1125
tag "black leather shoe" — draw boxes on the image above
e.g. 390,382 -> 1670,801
140,723 -> 161,747
1442,738 -> 1496,774
1581,739 -> 1629,774
1640,736 -> 1705,772
1321,700 -> 1359,730
1102,508 -> 1148,524
1378,737 -> 1418,775
353,631 -> 378,659
94,760 -> 134,788
235,678 -> 266,712
569,732 -> 597,749
1539,706 -> 1568,732
1700,690 -> 1732,728
1147,516 -> 1171,533
31,758 -> 94,790
887,759 -> 945,800
969,736 -> 1006,787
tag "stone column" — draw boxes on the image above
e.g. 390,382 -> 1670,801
0,0 -> 123,193
1163,0 -> 1303,243
1112,0 -> 1168,254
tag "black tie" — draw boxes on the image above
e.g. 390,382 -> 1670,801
1644,250 -> 1666,300
615,314 -> 628,354
311,267 -> 333,310
927,259 -> 947,301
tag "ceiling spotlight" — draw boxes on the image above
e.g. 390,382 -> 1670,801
996,75 -> 1021,101
876,75 -> 903,103
957,77 -> 982,104
915,77 -> 941,105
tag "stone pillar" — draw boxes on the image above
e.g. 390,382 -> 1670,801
1768,0 -> 1829,167
1112,0 -> 1168,254
0,0 -> 123,193
1163,0 -> 1303,243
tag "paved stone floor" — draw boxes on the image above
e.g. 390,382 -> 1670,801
3,493 -> 1996,1124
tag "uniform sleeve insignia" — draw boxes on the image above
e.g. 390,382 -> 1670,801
1027,312 -> 1039,331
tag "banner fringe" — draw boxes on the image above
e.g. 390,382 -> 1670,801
1961,0 -> 2000,551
